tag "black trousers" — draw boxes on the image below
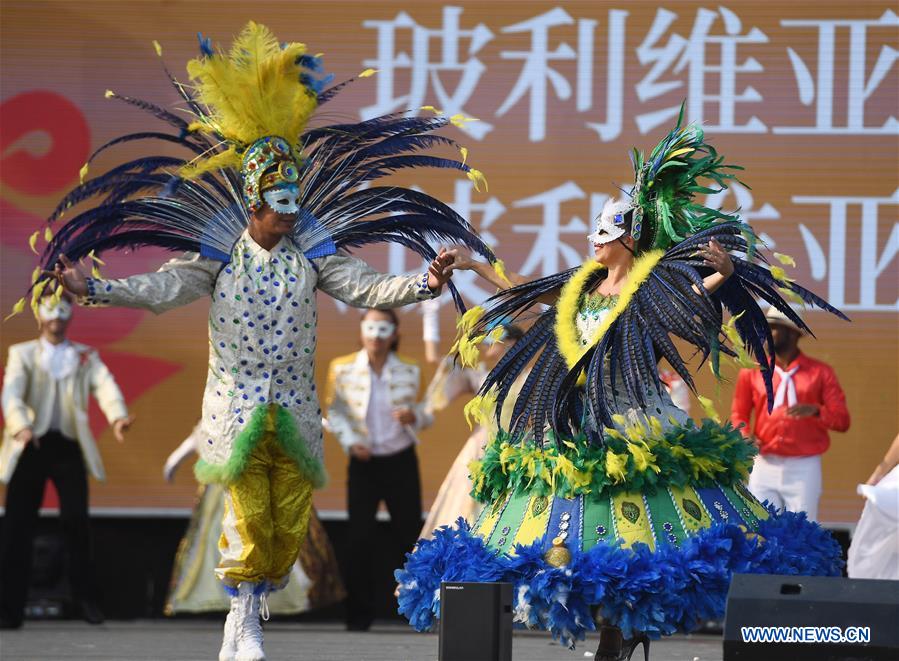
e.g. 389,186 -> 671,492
346,445 -> 422,626
0,432 -> 98,625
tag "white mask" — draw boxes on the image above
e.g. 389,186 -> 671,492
39,299 -> 73,322
262,183 -> 300,214
588,198 -> 633,245
361,320 -> 396,340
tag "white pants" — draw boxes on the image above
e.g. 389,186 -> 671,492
748,454 -> 822,521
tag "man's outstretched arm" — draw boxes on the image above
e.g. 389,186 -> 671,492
49,253 -> 220,314
315,250 -> 454,309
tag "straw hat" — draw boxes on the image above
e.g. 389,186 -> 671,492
764,306 -> 805,335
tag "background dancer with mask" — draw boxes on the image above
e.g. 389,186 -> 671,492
1,292 -> 133,629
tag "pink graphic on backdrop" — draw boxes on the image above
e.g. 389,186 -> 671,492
1,90 -> 184,507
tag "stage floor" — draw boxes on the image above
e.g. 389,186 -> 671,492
0,620 -> 723,660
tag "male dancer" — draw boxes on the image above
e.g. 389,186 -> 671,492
39,22 -> 495,661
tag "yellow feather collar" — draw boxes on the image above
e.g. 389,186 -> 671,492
555,250 -> 665,370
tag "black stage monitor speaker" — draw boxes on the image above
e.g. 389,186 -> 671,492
439,582 -> 512,661
724,573 -> 899,660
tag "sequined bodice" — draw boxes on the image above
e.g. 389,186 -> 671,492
575,293 -> 617,348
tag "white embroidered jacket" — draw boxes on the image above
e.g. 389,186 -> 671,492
324,350 -> 434,451
82,230 -> 435,476
1,340 -> 128,482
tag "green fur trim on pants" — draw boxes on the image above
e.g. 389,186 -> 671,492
194,405 -> 327,488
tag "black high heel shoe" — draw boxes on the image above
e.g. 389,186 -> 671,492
621,632 -> 650,661
595,625 -> 651,661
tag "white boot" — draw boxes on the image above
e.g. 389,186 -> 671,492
235,583 -> 267,661
218,592 -> 240,661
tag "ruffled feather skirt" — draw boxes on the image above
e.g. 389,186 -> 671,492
395,419 -> 843,648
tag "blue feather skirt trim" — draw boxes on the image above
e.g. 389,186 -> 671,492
395,507 -> 843,649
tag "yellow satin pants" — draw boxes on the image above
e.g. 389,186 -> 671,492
215,428 -> 314,589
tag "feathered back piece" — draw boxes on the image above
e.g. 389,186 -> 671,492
12,24 -> 499,319
630,105 -> 742,251
455,109 -> 849,447
181,21 -> 319,179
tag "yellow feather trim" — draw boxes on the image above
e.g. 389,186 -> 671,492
79,163 -> 89,184
152,40 -> 162,57
104,89 -> 115,99
28,230 -> 40,255
457,305 -> 485,335
697,395 -> 721,423
777,286 -> 805,306
466,168 -> 488,192
358,68 -> 378,78
30,280 -> 49,319
605,451 -> 628,483
5,297 -> 26,321
180,146 -> 240,179
43,227 -> 53,242
721,313 -> 758,369
556,260 -> 604,370
463,390 -> 498,429
667,147 -> 694,160
773,252 -> 796,267
450,305 -> 487,367
491,259 -> 512,287
487,326 -> 505,344
459,146 -> 468,166
449,113 -> 479,128
555,250 -> 664,370
769,266 -> 794,284
87,249 -> 106,266
626,440 -> 659,473
456,333 -> 485,368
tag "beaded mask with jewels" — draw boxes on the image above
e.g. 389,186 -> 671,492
588,197 -> 638,246
241,136 -> 301,212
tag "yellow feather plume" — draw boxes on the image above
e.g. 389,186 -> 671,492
28,230 -> 40,255
182,22 -> 317,175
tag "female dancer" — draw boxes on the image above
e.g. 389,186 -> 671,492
396,114 -> 848,660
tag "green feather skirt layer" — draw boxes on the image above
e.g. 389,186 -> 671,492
194,405 -> 327,487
